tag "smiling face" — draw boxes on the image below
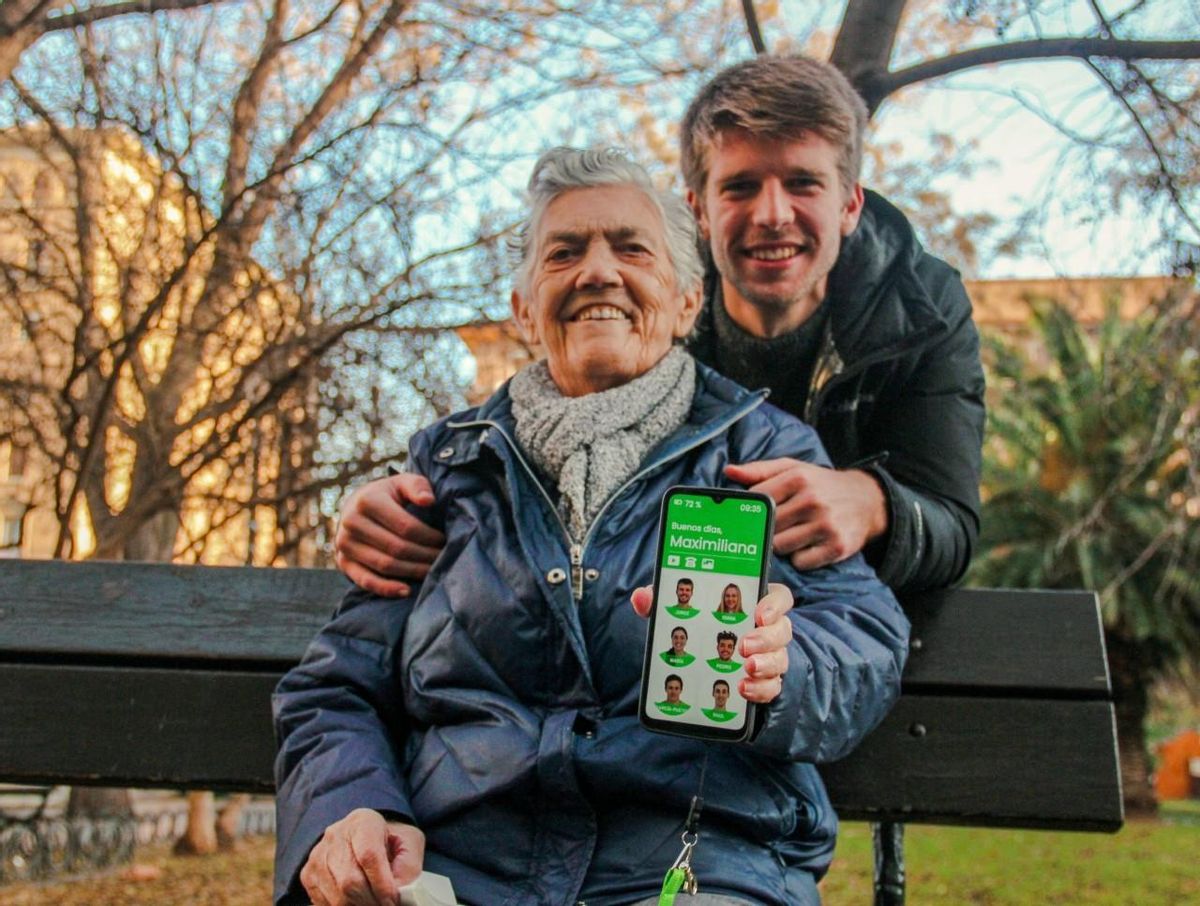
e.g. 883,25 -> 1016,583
670,628 -> 688,655
675,580 -> 694,606
512,185 -> 702,397
717,637 -> 736,661
712,681 -> 729,710
720,584 -> 742,613
688,129 -> 864,338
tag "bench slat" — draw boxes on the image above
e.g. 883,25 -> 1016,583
1,663 -> 1122,830
0,560 -> 343,666
2,562 -> 1111,697
900,587 -> 1110,697
821,695 -> 1123,831
0,663 -> 276,793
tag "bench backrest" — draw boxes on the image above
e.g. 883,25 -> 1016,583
0,560 -> 1123,831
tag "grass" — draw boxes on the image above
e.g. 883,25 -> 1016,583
0,819 -> 1195,905
821,820 -> 1199,905
1159,798 -> 1200,825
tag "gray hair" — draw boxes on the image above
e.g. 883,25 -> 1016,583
512,147 -> 703,295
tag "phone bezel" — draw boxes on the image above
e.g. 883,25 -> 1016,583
638,485 -> 776,743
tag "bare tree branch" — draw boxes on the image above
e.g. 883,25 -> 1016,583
42,0 -> 230,34
3,0 -> 231,84
1075,2 -> 1200,239
740,1 -> 766,55
831,0 -> 906,99
0,1 -> 67,84
869,38 -> 1200,109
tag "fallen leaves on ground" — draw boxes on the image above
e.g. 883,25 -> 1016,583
0,835 -> 273,906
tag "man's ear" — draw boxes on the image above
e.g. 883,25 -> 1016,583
840,183 -> 865,236
687,188 -> 710,240
673,283 -> 704,339
511,289 -> 538,345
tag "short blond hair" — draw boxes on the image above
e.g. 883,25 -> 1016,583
680,55 -> 868,195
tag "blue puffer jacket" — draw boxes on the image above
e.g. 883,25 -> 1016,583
274,363 -> 909,906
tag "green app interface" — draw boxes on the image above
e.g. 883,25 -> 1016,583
645,490 -> 770,733
660,493 -> 769,577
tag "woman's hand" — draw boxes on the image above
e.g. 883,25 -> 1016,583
631,583 -> 793,703
300,808 -> 425,906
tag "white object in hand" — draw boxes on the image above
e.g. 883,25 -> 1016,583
398,871 -> 460,906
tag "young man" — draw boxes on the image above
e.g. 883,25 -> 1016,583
334,55 -> 984,596
711,679 -> 731,712
708,630 -> 741,673
673,577 -> 695,610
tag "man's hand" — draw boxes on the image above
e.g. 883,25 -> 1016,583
631,583 -> 794,703
724,459 -> 887,571
300,808 -> 425,906
334,474 -> 446,597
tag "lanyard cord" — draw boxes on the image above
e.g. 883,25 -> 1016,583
658,751 -> 711,904
685,751 -> 708,837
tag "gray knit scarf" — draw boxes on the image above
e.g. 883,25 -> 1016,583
509,347 -> 696,543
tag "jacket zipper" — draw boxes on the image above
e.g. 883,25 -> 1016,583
805,320 -> 945,426
804,324 -> 843,424
569,543 -> 584,601
571,397 -> 765,581
444,418 -> 575,555
449,392 -> 768,602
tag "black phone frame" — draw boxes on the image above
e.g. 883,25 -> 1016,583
638,484 -> 776,743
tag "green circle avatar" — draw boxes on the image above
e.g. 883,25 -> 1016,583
655,674 -> 691,716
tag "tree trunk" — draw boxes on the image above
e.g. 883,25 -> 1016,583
122,508 -> 179,562
216,793 -> 251,850
830,0 -> 907,114
66,786 -> 133,819
1106,636 -> 1159,817
174,790 -> 218,855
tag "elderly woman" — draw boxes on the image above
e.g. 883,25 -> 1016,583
273,148 -> 908,906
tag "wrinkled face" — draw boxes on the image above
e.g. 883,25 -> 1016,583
713,683 -> 729,710
689,130 -> 863,335
676,581 -> 694,605
717,638 -> 735,661
665,679 -> 683,703
721,585 -> 742,613
671,629 -> 688,654
512,185 -> 702,397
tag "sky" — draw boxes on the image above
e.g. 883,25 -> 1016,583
872,59 -> 1175,279
769,0 -> 1198,280
11,0 -> 1195,290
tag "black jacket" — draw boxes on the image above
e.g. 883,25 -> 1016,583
690,190 -> 985,594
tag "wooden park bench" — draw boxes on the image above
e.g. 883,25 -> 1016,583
0,559 -> 1123,903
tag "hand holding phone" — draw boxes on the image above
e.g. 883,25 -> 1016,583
638,486 -> 775,742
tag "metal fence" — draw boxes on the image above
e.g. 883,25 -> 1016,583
0,790 -> 276,883
0,817 -> 135,882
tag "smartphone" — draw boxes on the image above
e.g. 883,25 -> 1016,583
638,485 -> 775,743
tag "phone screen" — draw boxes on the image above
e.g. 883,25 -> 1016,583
639,486 -> 774,742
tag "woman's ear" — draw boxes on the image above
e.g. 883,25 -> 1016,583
673,284 -> 704,339
511,289 -> 538,345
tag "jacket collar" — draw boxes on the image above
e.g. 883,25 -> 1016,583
825,189 -> 948,360
689,190 -> 950,369
446,359 -> 767,473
